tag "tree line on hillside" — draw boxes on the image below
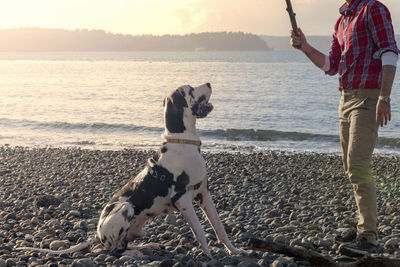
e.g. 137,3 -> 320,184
0,28 -> 272,52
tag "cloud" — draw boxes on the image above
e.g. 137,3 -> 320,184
175,7 -> 209,33
0,0 -> 399,36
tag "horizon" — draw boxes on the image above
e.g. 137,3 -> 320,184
0,1 -> 399,37
0,27 -> 338,37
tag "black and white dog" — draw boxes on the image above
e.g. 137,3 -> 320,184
17,83 -> 243,258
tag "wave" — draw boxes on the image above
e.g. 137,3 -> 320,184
2,118 -> 399,150
0,118 -> 162,133
199,128 -> 400,149
377,137 -> 400,149
200,128 -> 338,142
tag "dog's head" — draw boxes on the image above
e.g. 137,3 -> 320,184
164,83 -> 213,134
97,202 -> 134,254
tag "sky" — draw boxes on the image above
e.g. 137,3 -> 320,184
0,0 -> 399,36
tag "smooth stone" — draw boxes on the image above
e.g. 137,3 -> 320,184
119,256 -> 132,262
4,213 -> 16,220
0,246 -> 12,252
5,259 -> 17,266
289,238 -> 302,247
273,235 -> 288,244
71,261 -> 86,267
271,260 -> 284,267
384,238 -> 399,250
112,259 -> 124,266
207,259 -> 223,267
73,220 -> 87,230
159,258 -> 175,267
76,258 -> 94,267
24,234 -> 34,242
271,257 -> 294,267
105,256 -> 117,263
165,214 -> 177,226
276,226 -> 295,233
237,261 -> 259,267
68,210 -> 82,217
193,262 -> 208,267
34,195 -> 61,208
49,240 -> 69,250
140,247 -> 153,256
173,246 -> 187,254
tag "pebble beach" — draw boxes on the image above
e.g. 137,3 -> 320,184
0,147 -> 400,267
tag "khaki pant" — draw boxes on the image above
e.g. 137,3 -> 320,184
339,89 -> 379,245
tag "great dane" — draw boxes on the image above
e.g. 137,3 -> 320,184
17,83 -> 243,258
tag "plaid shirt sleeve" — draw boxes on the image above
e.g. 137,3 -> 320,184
368,2 -> 400,59
325,21 -> 341,76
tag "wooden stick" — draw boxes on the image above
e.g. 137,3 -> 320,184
248,238 -> 400,267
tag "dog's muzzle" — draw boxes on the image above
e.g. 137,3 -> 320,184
195,102 -> 213,118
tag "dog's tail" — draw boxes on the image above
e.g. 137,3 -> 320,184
14,237 -> 98,255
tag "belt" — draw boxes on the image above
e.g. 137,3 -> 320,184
340,89 -> 380,96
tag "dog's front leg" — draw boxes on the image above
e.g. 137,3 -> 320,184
175,195 -> 212,258
198,190 -> 245,255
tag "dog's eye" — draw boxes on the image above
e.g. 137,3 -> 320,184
198,95 -> 206,103
188,87 -> 194,98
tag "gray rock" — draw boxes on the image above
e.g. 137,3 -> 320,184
384,238 -> 399,250
5,259 -> 17,266
119,256 -> 132,262
207,259 -> 223,267
159,258 -> 175,267
237,261 -> 259,267
273,235 -> 288,244
0,259 -> 6,267
271,260 -> 284,267
71,261 -> 86,267
0,246 -> 12,252
140,247 -> 153,256
73,220 -> 87,230
4,213 -> 16,220
68,210 -> 82,217
105,256 -> 117,263
49,240 -> 69,250
0,169 -> 11,176
34,195 -> 61,208
165,214 -> 177,226
76,258 -> 94,267
112,259 -> 124,266
276,226 -> 295,233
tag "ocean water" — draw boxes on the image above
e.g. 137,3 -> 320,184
0,51 -> 399,155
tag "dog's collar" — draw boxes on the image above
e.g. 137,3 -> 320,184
165,138 -> 201,146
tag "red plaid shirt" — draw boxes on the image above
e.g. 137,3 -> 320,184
326,0 -> 399,90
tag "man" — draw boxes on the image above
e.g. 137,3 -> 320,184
290,0 -> 398,255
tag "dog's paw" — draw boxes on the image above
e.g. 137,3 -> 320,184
228,247 -> 247,256
145,242 -> 160,250
122,248 -> 144,258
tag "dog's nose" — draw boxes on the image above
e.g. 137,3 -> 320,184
206,83 -> 211,89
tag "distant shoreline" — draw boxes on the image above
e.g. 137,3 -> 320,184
1,28 -> 399,52
0,28 -> 272,52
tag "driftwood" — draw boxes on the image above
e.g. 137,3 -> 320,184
248,238 -> 400,267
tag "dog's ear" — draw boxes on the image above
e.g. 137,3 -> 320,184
169,90 -> 188,108
165,92 -> 186,133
